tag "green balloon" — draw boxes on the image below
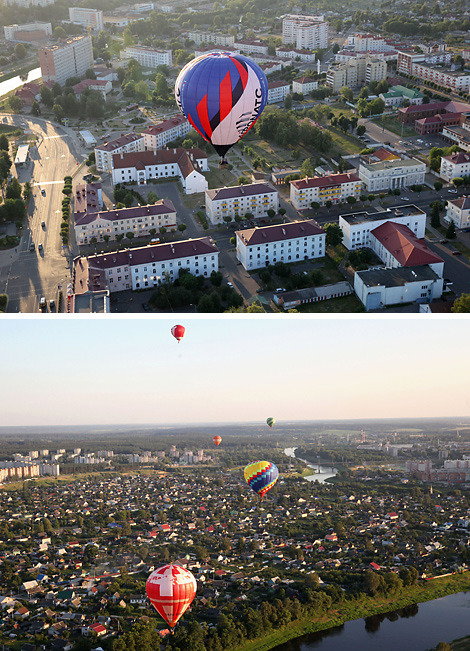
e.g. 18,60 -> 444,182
266,418 -> 275,428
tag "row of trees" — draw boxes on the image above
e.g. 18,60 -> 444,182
255,106 -> 333,152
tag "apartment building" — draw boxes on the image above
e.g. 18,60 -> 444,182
234,39 -> 269,55
121,46 -> 172,68
282,14 -> 329,50
276,47 -> 316,63
440,152 -> 470,182
72,237 -> 219,292
205,182 -> 279,224
74,200 -> 177,246
39,35 -> 93,85
142,116 -> 191,150
379,85 -> 424,107
4,22 -> 52,42
444,196 -> 470,229
326,56 -> 386,91
268,81 -> 291,103
290,173 -> 362,209
347,33 -> 401,52
187,31 -> 235,47
94,133 -> 145,172
339,204 -> 426,250
69,7 -> 103,31
111,148 -> 208,195
5,0 -> 54,7
358,158 -> 426,192
236,220 -> 325,270
292,76 -> 318,94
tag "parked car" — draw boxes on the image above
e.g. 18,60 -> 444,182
448,189 -> 458,193
29,242 -> 35,251
49,299 -> 55,308
275,287 -> 285,292
440,239 -> 448,244
142,302 -> 150,311
227,281 -> 233,288
402,197 -> 409,200
41,188 -> 46,196
41,221 -> 45,228
38,243 -> 43,252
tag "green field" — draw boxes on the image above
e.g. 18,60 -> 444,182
298,294 -> 365,313
371,116 -> 416,138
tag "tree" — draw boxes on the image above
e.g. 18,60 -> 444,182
178,223 -> 187,234
284,94 -> 292,110
14,43 -> 26,60
8,96 -> 22,113
0,135 -> 8,152
310,201 -> 320,211
324,222 -> 343,246
6,178 -> 22,200
31,100 -> 41,116
446,220 -> 456,239
279,208 -> 286,216
452,177 -> 464,188
52,103 -> 64,121
430,204 -> 441,228
40,86 -> 53,108
54,25 -> 66,39
135,80 -> 150,100
123,192 -> 134,208
434,181 -> 443,191
356,124 -> 366,137
340,86 -> 353,102
238,175 -> 249,185
126,232 -> 135,241
267,209 -> 275,219
147,191 -> 158,204
346,196 -> 357,206
452,294 -> 470,312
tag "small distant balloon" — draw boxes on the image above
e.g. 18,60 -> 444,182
171,324 -> 185,343
266,417 -> 275,428
244,460 -> 279,501
213,436 -> 222,447
146,564 -> 197,630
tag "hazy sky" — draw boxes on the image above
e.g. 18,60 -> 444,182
1,317 -> 469,426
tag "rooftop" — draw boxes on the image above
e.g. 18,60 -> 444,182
291,173 -> 360,190
74,199 -> 175,227
359,158 -> 424,172
448,195 -> 470,211
142,116 -> 188,136
370,222 -> 444,267
206,182 -> 277,201
236,219 -> 324,246
356,265 -> 440,288
95,133 -> 143,153
341,205 -> 425,226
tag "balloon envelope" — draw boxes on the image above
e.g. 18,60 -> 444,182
213,436 -> 222,447
244,461 -> 279,500
266,417 -> 275,428
175,52 -> 268,158
171,324 -> 185,343
146,564 -> 197,629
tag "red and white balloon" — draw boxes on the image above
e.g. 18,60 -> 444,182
146,564 -> 197,629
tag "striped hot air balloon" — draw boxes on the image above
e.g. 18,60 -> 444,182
146,564 -> 197,631
244,461 -> 279,501
171,325 -> 185,343
213,436 -> 222,447
266,417 -> 275,428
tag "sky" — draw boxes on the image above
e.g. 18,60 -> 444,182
1,317 -> 469,426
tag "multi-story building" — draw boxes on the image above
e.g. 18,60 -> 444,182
397,50 -> 469,91
276,47 -> 316,63
335,49 -> 398,64
39,36 -> 93,85
267,81 -> 291,103
4,22 -> 52,42
358,158 -> 426,192
444,196 -> 470,229
282,15 -> 329,50
234,39 -> 269,55
236,220 -> 325,270
111,148 -> 208,195
326,56 -> 387,91
5,0 -> 54,7
290,173 -> 362,209
205,182 -> 278,224
340,204 -> 426,250
379,85 -> 423,107
94,133 -> 145,172
72,237 -> 219,293
142,116 -> 191,150
74,200 -> 177,246
369,222 -> 444,277
121,46 -> 172,68
440,152 -> 470,182
354,265 -> 443,310
347,33 -> 402,52
292,76 -> 318,95
72,79 -> 112,100
397,99 -> 470,125
74,183 -> 103,225
187,31 -> 235,47
69,7 -> 103,31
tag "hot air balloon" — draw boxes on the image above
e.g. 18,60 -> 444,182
146,564 -> 197,631
213,435 -> 222,447
171,325 -> 185,343
266,417 -> 275,429
244,461 -> 279,501
175,52 -> 268,165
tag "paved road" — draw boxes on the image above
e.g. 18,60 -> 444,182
0,115 -> 82,313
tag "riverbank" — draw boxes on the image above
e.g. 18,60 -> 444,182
230,572 -> 470,651
0,62 -> 39,86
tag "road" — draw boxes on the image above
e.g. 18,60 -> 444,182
0,115 -> 82,313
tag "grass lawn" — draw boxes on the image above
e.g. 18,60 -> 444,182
205,164 -> 238,189
297,294 -> 364,312
372,115 -> 415,138
326,127 -> 363,155
452,240 -> 470,259
326,103 -> 356,119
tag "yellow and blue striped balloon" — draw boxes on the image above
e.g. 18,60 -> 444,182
244,461 -> 279,501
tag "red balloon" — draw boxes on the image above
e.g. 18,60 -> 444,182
171,325 -> 185,343
146,564 -> 197,630
213,436 -> 222,447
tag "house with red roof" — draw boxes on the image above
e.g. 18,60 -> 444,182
369,222 -> 444,278
72,79 -> 112,100
440,152 -> 470,183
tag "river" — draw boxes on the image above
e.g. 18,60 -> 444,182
0,67 -> 41,99
284,447 -> 337,484
273,591 -> 470,651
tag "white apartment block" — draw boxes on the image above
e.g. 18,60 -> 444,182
4,22 -> 52,41
444,196 -> 470,229
142,116 -> 191,150
205,182 -> 279,225
359,158 -> 426,192
39,36 -> 93,86
292,76 -> 318,94
347,34 -> 400,52
187,31 -> 235,47
94,133 -> 145,172
276,47 -> 316,63
439,152 -> 470,182
326,56 -> 387,91
290,173 -> 362,210
73,237 -> 220,292
111,148 -> 208,195
74,200 -> 177,246
236,220 -> 325,270
234,39 -> 269,55
412,63 -> 470,92
339,205 -> 426,250
282,15 -> 329,50
268,81 -> 291,103
69,7 -> 103,31
336,49 -> 398,64
5,0 -> 54,6
122,46 -> 172,68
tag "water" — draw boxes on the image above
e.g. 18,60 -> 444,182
284,447 -> 337,483
273,591 -> 470,651
0,67 -> 41,99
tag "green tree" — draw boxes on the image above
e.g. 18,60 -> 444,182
0,135 -> 8,152
452,294 -> 470,312
452,177 -> 464,188
40,85 -> 53,108
178,223 -> 187,234
123,192 -> 134,208
14,43 -> 26,60
147,191 -> 158,204
324,222 -> 343,246
238,175 -> 249,185
340,86 -> 354,102
284,94 -> 292,109
135,80 -> 150,100
52,103 -> 64,121
434,181 -> 443,191
446,220 -> 456,239
8,96 -> 22,113
126,232 -> 135,241
31,100 -> 41,116
54,25 -> 66,39
6,178 -> 22,200
356,124 -> 366,136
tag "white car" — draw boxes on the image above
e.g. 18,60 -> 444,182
448,189 -> 458,193
227,281 -> 233,288
401,197 -> 409,200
